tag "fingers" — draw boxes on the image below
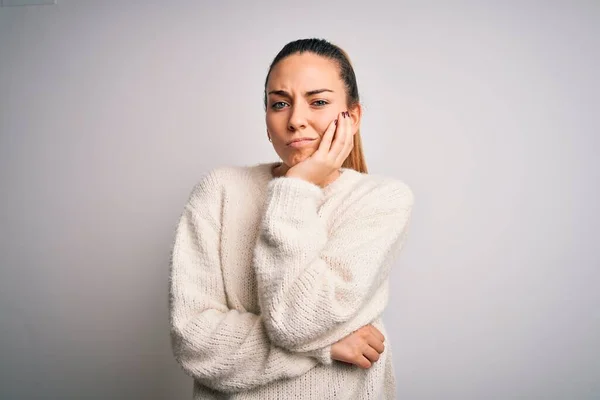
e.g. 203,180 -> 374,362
336,110 -> 354,166
329,111 -> 351,163
362,344 -> 381,363
316,115 -> 338,155
330,325 -> 386,369
366,332 -> 385,354
357,355 -> 372,369
368,324 -> 385,343
344,110 -> 355,157
315,110 -> 354,171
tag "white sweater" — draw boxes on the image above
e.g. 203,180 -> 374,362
169,161 -> 414,399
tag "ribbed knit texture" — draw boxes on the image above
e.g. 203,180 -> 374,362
169,161 -> 414,399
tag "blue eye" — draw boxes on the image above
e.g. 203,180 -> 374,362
271,102 -> 288,110
270,100 -> 328,110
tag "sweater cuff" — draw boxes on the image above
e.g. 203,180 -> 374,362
306,344 -> 333,365
266,176 -> 325,213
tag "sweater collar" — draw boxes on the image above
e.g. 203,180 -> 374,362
254,161 -> 359,196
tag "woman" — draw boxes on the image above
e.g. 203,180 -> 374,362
169,38 -> 414,399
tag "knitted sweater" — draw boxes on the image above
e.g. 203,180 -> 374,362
169,161 -> 414,400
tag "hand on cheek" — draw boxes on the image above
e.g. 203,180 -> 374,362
285,110 -> 355,187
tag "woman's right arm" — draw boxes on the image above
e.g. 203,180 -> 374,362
169,172 -> 329,394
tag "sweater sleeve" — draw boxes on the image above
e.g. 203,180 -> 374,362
253,175 -> 414,352
169,171 -> 331,395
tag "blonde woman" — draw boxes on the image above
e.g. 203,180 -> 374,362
169,38 -> 414,399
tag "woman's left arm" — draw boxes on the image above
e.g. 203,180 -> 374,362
253,175 -> 414,353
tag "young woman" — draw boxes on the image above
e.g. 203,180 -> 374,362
169,38 -> 414,399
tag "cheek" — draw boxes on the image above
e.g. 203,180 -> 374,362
265,111 -> 281,127
265,113 -> 276,130
314,112 -> 338,136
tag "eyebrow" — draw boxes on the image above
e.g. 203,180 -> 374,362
267,88 -> 334,97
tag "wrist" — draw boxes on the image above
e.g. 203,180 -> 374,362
309,344 -> 333,365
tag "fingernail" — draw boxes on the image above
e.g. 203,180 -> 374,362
345,111 -> 349,117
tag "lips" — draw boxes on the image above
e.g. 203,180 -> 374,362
287,138 -> 316,145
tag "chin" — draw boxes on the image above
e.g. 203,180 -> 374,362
286,150 -> 314,166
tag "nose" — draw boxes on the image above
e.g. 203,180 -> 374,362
287,103 -> 308,132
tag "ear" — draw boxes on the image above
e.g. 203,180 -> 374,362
348,103 -> 362,135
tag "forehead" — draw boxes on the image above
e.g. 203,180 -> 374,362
267,53 -> 343,92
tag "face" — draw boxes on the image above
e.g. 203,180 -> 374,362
265,52 -> 360,168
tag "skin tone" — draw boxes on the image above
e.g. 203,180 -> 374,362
266,52 -> 361,187
331,324 -> 386,369
265,52 -> 385,369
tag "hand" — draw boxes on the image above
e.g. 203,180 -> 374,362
330,324 -> 386,369
285,110 -> 355,187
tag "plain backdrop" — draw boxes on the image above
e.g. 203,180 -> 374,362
1,1 -> 598,399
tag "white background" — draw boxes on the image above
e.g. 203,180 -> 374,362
1,1 -> 598,399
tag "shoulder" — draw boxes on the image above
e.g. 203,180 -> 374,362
348,170 -> 415,211
193,164 -> 257,189
186,165 -> 253,205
